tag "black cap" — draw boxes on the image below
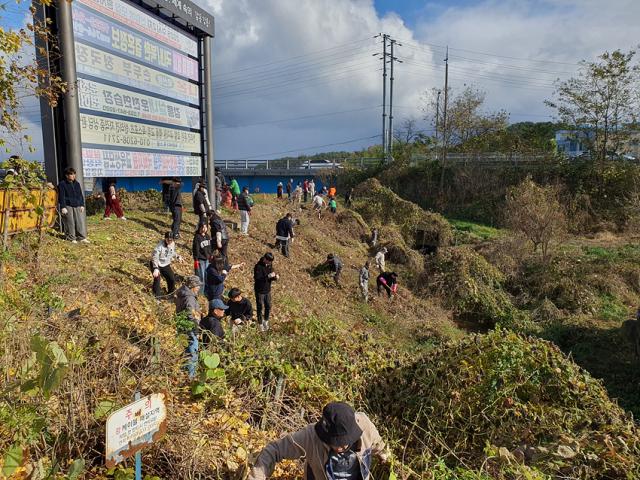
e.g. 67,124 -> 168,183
314,402 -> 362,447
264,252 -> 274,262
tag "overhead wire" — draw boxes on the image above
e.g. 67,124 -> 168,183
213,37 -> 375,78
215,43 -> 377,88
214,105 -> 381,130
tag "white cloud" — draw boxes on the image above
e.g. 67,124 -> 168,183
206,0 -> 430,158
14,0 -> 640,161
412,0 -> 640,122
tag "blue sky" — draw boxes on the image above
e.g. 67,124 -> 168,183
3,0 -> 640,160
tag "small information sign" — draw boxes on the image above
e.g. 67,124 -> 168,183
105,393 -> 167,468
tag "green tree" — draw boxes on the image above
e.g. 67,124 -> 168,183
423,86 -> 509,154
545,49 -> 639,164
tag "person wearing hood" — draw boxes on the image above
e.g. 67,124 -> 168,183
248,401 -> 388,480
276,181 -> 284,199
374,247 -> 387,273
175,275 -> 203,378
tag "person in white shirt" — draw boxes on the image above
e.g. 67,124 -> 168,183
150,232 -> 183,297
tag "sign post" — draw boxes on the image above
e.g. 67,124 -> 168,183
105,392 -> 167,472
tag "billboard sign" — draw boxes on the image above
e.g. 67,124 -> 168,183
72,0 -> 202,177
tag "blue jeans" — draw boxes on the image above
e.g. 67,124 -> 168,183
194,259 -> 209,295
185,330 -> 199,379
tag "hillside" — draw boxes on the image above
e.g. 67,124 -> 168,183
1,190 -> 639,479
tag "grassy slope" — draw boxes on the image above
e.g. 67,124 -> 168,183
1,193 -> 460,478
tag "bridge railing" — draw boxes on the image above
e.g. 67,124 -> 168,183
217,157 -> 383,170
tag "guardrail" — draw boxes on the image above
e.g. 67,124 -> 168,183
217,157 -> 383,170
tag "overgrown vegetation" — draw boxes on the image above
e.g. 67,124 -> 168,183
369,329 -> 640,479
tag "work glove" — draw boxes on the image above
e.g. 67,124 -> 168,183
217,243 -> 222,249
61,207 -> 68,215
152,269 -> 160,278
79,206 -> 84,213
194,260 -> 199,269
111,195 -> 116,201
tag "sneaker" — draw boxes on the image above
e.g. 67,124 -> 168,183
173,233 -> 181,239
80,238 -> 90,244
71,240 -> 78,244
119,216 -> 127,220
103,216 -> 112,220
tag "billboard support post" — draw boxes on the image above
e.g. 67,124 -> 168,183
203,36 -> 216,210
57,0 -> 84,186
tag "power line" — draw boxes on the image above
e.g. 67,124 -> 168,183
214,62 -> 379,100
215,52 -> 378,91
395,37 -> 582,67
214,105 -> 380,130
235,134 -> 380,160
215,44 -> 376,89
213,37 -> 374,77
215,69 -> 381,106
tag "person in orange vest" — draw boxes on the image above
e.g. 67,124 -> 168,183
328,185 -> 337,198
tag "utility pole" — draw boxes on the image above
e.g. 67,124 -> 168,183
387,38 -> 402,161
439,46 -> 449,193
381,34 -> 388,160
435,89 -> 441,152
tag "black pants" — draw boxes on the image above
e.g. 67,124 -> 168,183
275,238 -> 290,257
218,239 -> 229,260
152,263 -> 176,297
303,191 -> 308,202
377,279 -> 392,298
171,206 -> 182,237
334,267 -> 342,285
255,291 -> 272,324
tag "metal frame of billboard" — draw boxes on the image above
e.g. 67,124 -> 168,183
35,0 -> 216,203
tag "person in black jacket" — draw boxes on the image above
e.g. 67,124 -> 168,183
193,183 -> 209,223
237,186 -> 253,235
376,271 -> 398,299
57,167 -> 88,243
275,213 -> 295,257
254,252 -> 279,332
169,178 -> 183,239
209,211 -> 230,260
226,287 -> 253,334
201,298 -> 227,347
192,222 -> 212,294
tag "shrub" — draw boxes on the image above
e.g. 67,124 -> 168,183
353,178 -> 453,248
505,177 -> 567,259
422,246 -> 523,328
368,328 -> 640,479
